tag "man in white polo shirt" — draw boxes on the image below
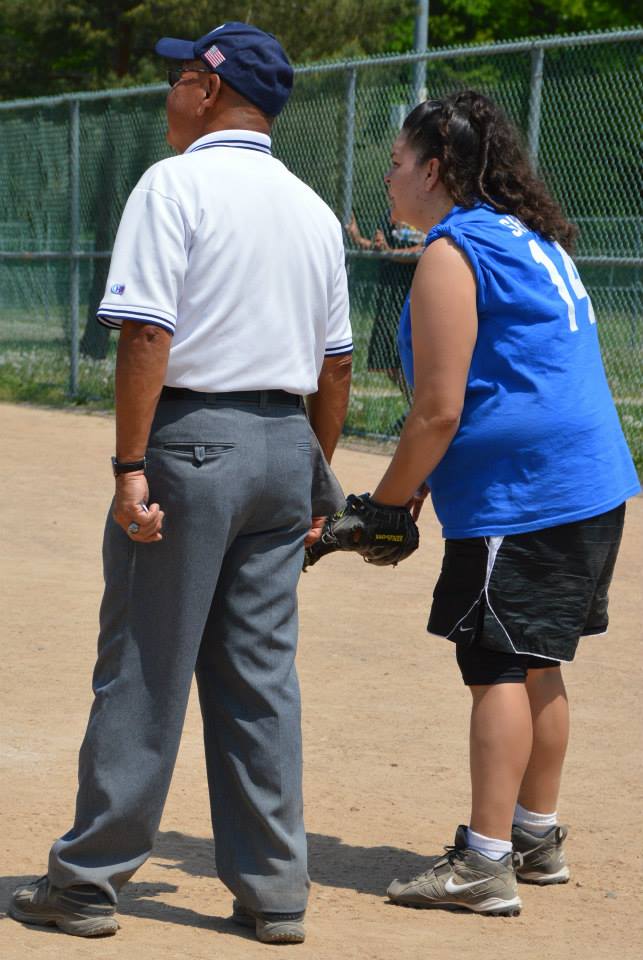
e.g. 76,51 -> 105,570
10,23 -> 351,946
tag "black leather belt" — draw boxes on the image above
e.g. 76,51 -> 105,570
160,386 -> 303,407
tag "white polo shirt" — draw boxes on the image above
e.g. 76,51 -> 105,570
97,129 -> 352,395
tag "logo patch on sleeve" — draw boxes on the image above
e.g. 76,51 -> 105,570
110,283 -> 126,295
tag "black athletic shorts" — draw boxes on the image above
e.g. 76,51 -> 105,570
427,504 -> 626,685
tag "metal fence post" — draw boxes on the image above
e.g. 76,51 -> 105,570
527,45 -> 545,166
412,0 -> 429,104
44,218 -> 50,325
69,98 -> 80,396
341,68 -> 357,228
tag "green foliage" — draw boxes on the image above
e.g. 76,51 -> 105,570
426,1 -> 641,46
0,0 -> 639,99
0,0 -> 414,98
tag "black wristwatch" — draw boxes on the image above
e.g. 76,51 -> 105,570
111,456 -> 147,477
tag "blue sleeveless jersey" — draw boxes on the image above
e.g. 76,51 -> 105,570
397,204 -> 639,538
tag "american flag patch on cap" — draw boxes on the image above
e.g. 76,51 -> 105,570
203,44 -> 226,69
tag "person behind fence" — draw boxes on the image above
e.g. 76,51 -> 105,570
359,90 -> 640,916
9,22 -> 352,946
345,210 -> 423,408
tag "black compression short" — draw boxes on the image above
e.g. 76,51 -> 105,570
427,504 -> 625,683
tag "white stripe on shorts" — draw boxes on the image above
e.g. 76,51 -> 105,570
444,536 -> 505,640
483,535 -> 568,661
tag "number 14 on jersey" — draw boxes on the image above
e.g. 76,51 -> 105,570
528,239 -> 596,333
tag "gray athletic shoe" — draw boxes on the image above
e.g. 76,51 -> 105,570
231,899 -> 306,944
9,875 -> 119,937
512,824 -> 570,885
387,826 -> 522,916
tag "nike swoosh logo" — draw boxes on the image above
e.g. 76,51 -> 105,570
458,625 -> 474,632
444,877 -> 489,894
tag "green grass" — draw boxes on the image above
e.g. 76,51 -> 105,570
0,334 -> 116,410
0,309 -> 641,476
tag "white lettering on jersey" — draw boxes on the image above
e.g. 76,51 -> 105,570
528,239 -> 596,332
499,215 -> 528,237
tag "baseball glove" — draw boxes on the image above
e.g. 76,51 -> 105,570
303,493 -> 419,569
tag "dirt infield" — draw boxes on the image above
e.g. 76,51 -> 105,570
1,402 -> 642,960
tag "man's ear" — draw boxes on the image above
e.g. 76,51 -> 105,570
198,73 -> 221,116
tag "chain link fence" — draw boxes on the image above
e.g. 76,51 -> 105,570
0,28 -> 641,468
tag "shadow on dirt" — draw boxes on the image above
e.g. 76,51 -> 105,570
150,828 -> 429,897
0,831 -> 429,933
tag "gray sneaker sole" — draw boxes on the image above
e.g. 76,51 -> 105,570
388,894 -> 522,917
255,921 -> 306,945
9,902 -> 119,937
517,865 -> 570,885
232,904 -> 305,944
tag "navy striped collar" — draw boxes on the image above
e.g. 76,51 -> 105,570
186,129 -> 272,156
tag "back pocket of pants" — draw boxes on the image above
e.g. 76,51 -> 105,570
162,442 -> 235,466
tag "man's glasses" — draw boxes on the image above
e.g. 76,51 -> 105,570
167,66 -> 212,87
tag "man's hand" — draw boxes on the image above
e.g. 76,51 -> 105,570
113,473 -> 164,542
406,482 -> 430,522
304,516 -> 326,548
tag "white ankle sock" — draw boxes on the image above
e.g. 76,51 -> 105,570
465,828 -> 513,861
513,802 -> 557,835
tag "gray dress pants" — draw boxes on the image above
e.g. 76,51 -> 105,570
48,396 -> 314,913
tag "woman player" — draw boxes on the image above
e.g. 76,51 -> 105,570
368,91 -> 640,916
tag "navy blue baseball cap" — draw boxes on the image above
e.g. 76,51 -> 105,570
155,22 -> 293,116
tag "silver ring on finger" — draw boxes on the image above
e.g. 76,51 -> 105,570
127,522 -> 140,535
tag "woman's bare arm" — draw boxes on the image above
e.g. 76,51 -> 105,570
372,236 -> 478,506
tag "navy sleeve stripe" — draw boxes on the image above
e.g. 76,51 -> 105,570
324,345 -> 353,356
97,305 -> 176,325
97,307 -> 176,327
96,316 -> 121,330
96,312 -> 176,335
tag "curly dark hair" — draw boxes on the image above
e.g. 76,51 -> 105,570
402,90 -> 577,251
